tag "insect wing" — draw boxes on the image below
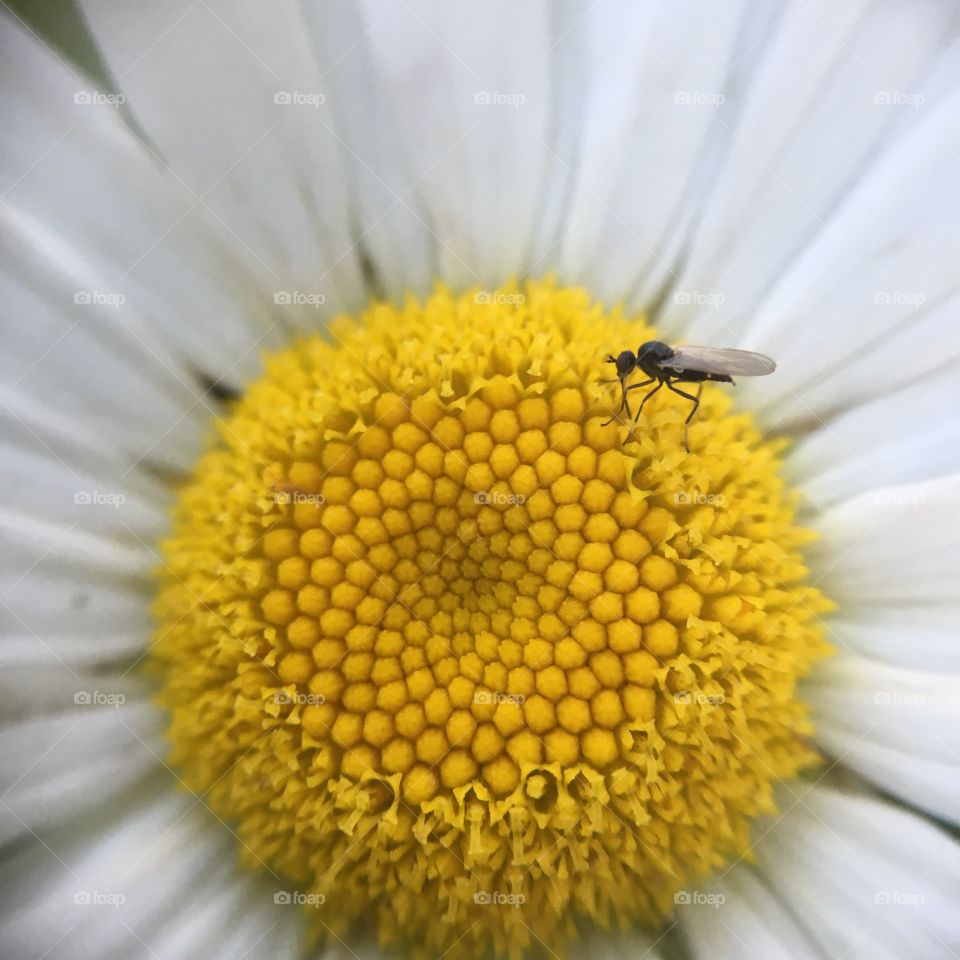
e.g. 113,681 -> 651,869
663,345 -> 776,376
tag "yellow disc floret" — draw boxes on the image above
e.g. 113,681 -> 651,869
153,280 -> 831,960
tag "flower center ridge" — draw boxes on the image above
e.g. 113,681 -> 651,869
153,280 -> 831,960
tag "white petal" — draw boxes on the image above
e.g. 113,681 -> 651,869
0,665 -> 154,719
1,226 -> 209,472
0,690 -> 163,847
552,0 -> 761,307
0,327 -> 167,677
806,652 -> 960,825
301,1 -> 441,298
0,568 -> 150,671
683,784 -> 960,959
660,0 -> 959,350
679,866 -> 821,960
782,288 -> 960,430
0,777 -> 340,960
0,417 -> 166,596
788,363 -> 960,509
78,0 -> 367,316
0,16 -> 288,426
826,607 -> 960,673
0,509 -> 150,584
574,930 -> 668,960
0,623 -> 149,671
338,0 -> 554,288
810,472 -> 960,608
1,424 -> 168,542
753,785 -> 960,959
140,874 -> 307,960
740,79 -> 960,428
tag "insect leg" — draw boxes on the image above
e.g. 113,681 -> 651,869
602,379 -> 629,426
632,381 -> 663,425
621,377 -> 655,421
666,380 -> 702,452
603,377 -> 657,426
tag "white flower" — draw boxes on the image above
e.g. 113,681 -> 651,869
2,3 -> 959,959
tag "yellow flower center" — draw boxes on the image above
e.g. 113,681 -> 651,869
153,280 -> 831,960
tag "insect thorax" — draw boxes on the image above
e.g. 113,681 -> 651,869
636,340 -> 673,377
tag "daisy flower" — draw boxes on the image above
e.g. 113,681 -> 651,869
2,3 -> 959,960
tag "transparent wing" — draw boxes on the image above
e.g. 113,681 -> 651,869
663,345 -> 776,376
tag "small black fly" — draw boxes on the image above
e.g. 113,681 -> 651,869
603,340 -> 776,450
